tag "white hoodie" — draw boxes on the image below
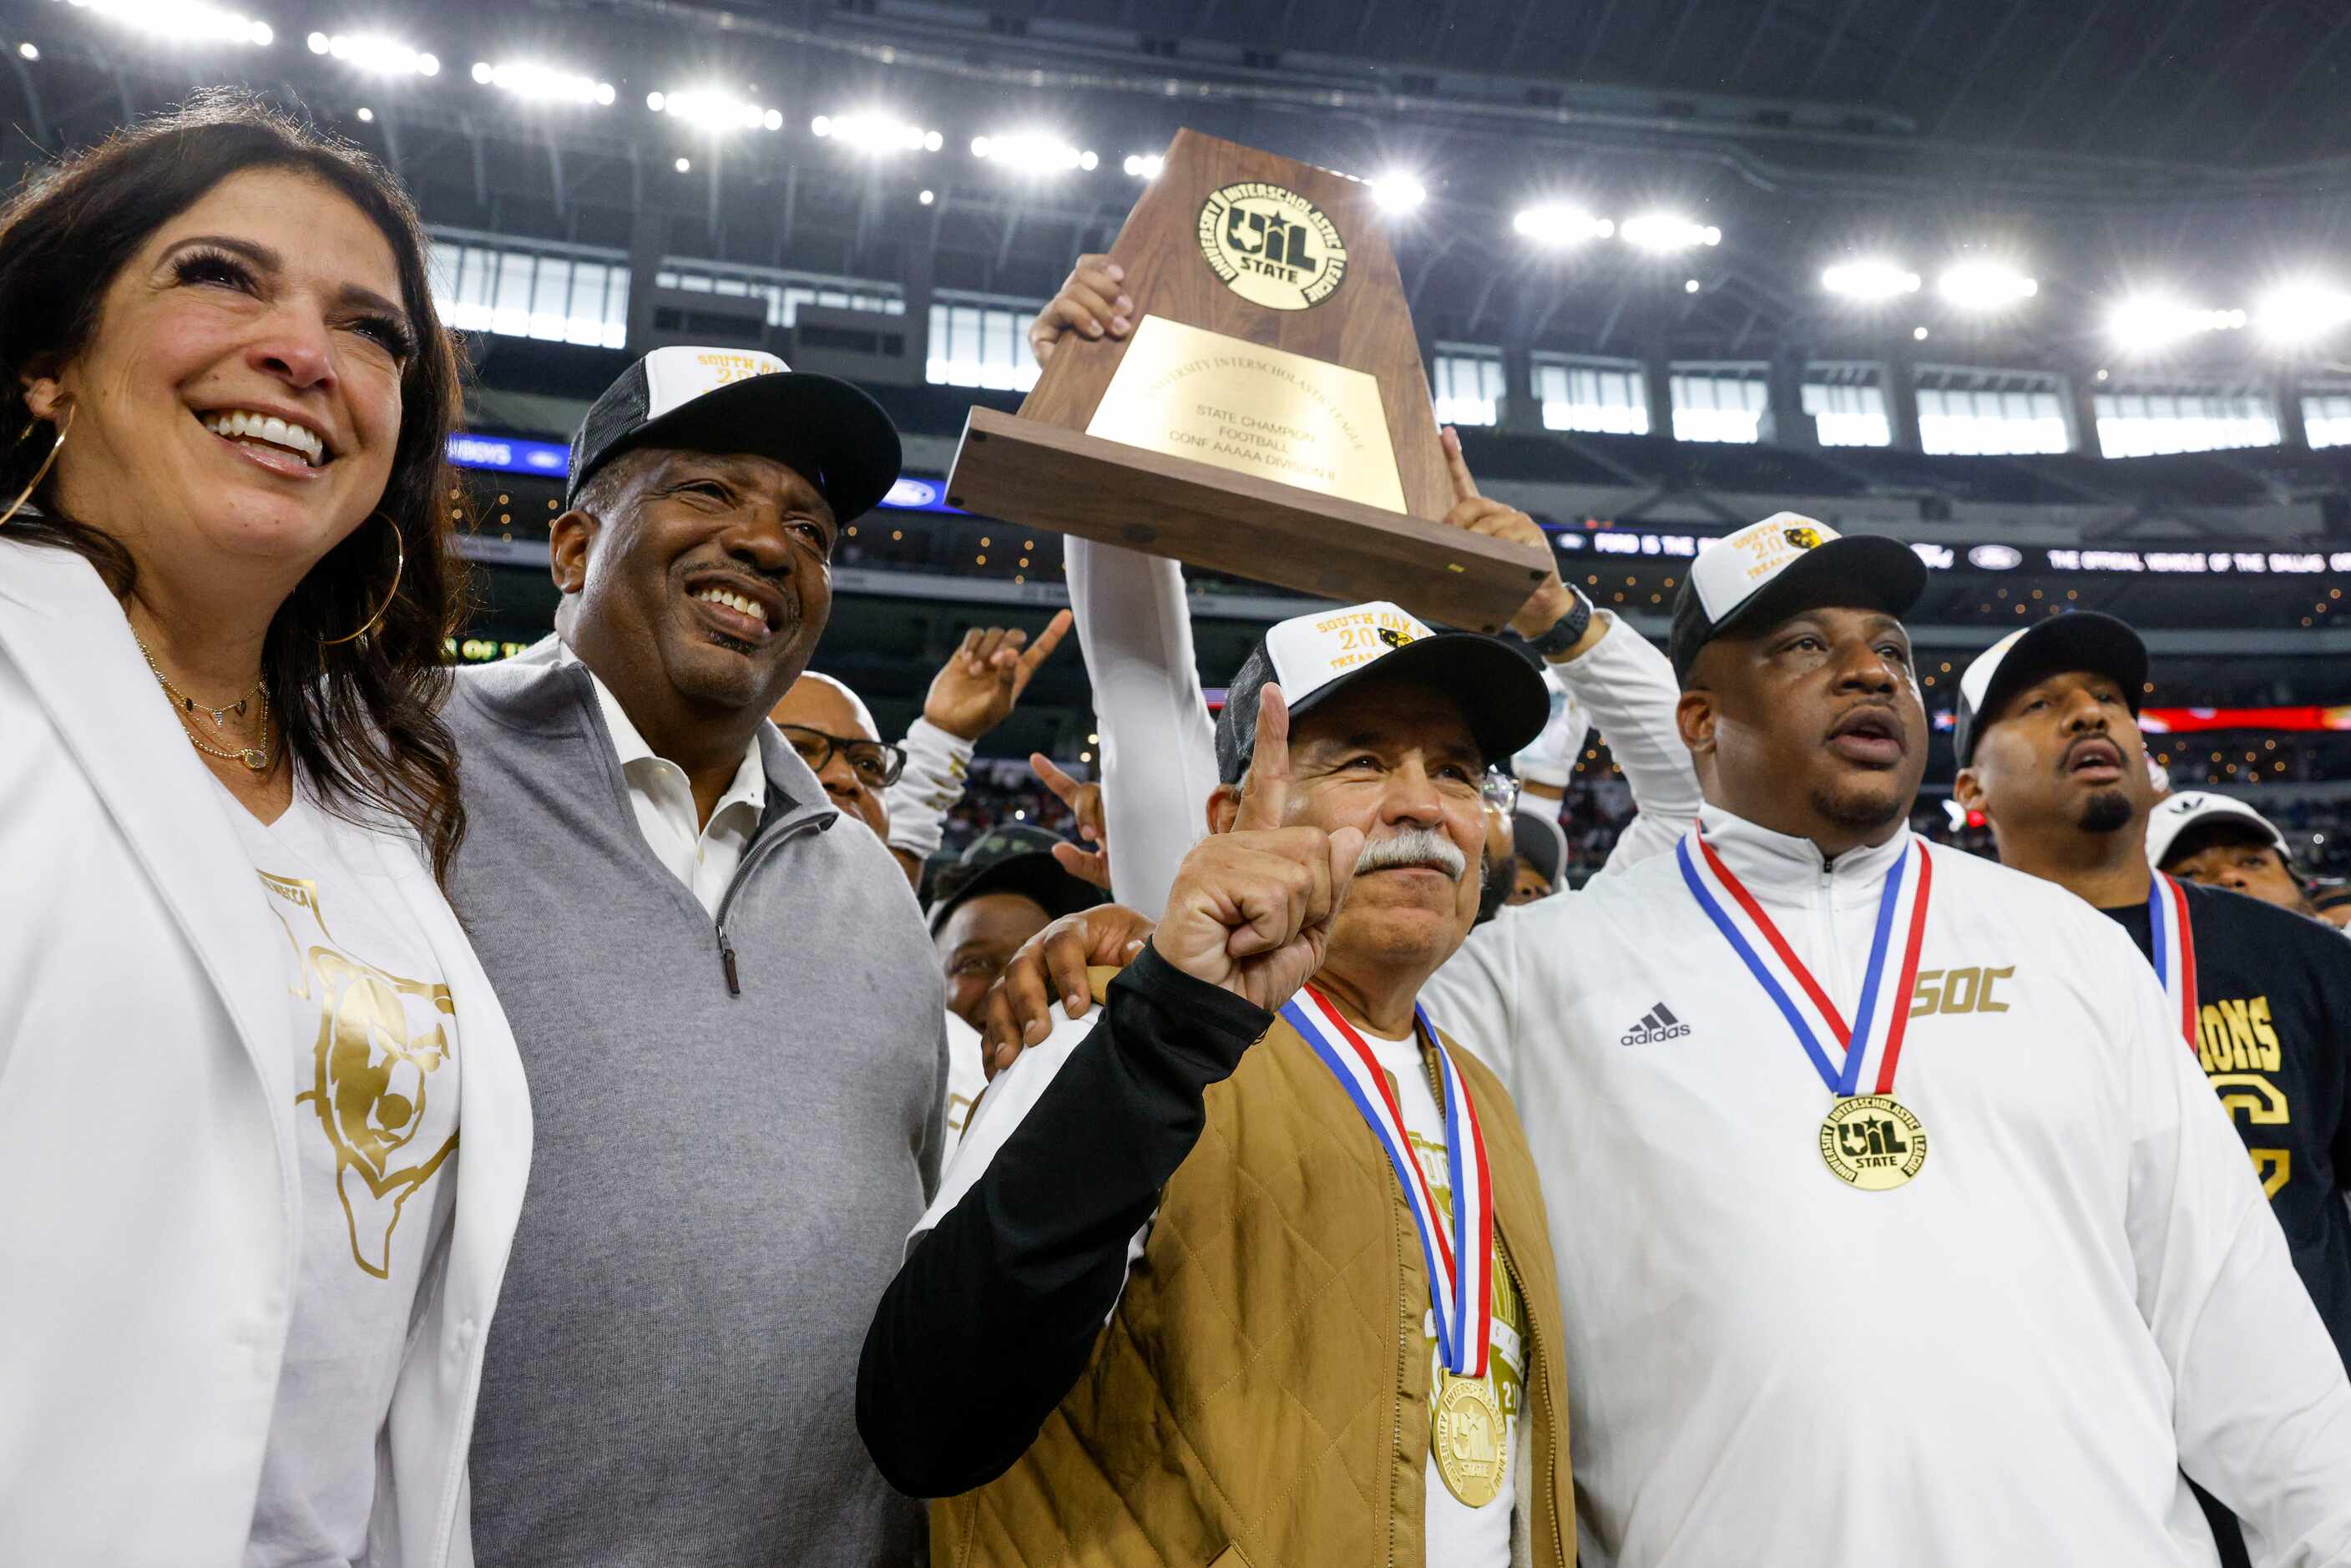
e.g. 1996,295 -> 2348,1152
1423,802 -> 2351,1568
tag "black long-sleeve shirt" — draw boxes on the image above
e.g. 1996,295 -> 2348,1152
856,945 -> 1272,1499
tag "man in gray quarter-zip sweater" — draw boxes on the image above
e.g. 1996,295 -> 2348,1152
442,346 -> 943,1565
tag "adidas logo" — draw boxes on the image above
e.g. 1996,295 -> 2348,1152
1620,1003 -> 1691,1046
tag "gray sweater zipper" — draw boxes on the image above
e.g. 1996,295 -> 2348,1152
714,814 -> 833,995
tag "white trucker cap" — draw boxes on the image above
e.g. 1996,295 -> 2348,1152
1666,513 -> 1926,679
1212,600 -> 1551,784
2145,790 -> 2290,870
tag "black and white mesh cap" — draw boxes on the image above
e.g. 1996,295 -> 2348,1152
567,345 -> 902,521
1213,599 -> 1550,785
1666,512 -> 1927,680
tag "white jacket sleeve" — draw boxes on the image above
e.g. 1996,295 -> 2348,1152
1420,898 -> 1527,1087
2116,932 -> 2351,1561
1548,611 -> 1702,878
1065,536 -> 1220,919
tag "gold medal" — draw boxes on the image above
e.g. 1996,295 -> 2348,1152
1430,1371 -> 1506,1508
1818,1094 -> 1928,1190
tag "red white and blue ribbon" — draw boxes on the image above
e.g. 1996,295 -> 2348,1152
1676,827 -> 1936,1098
1282,982 -> 1494,1378
2147,873 -> 2200,1052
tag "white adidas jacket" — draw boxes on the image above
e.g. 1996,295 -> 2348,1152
1423,803 -> 2351,1568
0,539 -> 533,1567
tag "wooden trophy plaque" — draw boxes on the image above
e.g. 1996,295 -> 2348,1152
942,129 -> 1551,632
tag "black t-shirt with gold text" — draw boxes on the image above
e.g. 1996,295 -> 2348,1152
2105,880 -> 2351,1371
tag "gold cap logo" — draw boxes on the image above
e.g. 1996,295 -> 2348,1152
1197,181 -> 1348,311
1783,524 -> 1823,550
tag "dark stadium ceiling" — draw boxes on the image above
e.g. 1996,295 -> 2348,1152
9,0 -> 2351,372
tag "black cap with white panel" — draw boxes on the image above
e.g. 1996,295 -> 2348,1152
1666,512 -> 1928,681
1952,613 -> 2149,769
567,345 -> 902,522
1214,599 -> 1550,786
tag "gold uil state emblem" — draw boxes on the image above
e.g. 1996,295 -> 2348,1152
1783,524 -> 1824,550
261,872 -> 459,1279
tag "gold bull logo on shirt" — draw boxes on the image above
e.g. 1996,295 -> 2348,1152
261,872 -> 459,1280
301,951 -> 459,1278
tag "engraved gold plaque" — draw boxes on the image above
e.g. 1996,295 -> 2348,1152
1084,315 -> 1406,514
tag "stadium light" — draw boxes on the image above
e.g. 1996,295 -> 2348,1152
1822,260 -> 1921,300
470,61 -> 614,106
1512,204 -> 1613,248
1619,212 -> 1720,253
970,132 -> 1096,174
67,0 -> 271,46
17,42 -> 34,58
1938,261 -> 2038,310
308,32 -> 435,73
2255,280 -> 2351,346
2108,293 -> 2246,352
1122,153 -> 1165,180
811,112 -> 943,154
647,89 -> 781,131
1371,173 -> 1427,213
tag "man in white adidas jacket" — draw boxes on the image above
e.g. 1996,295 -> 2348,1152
1419,518 -> 2351,1565
993,514 -> 2351,1566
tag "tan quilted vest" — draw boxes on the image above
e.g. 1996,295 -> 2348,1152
931,970 -> 1574,1568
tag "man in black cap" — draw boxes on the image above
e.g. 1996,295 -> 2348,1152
441,347 -> 945,1564
989,513 -> 2351,1567
1953,615 -> 2351,1378
930,824 -> 1106,1032
1509,807 -> 1569,904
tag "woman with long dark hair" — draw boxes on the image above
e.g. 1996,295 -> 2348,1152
0,92 -> 530,1565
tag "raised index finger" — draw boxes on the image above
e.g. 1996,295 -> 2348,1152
1232,683 -> 1293,832
1440,424 -> 1482,504
1029,751 -> 1082,808
1016,609 -> 1074,680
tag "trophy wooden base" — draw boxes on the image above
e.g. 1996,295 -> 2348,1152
944,407 -> 1552,634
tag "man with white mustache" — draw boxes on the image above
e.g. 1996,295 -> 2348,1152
860,602 -> 1580,1568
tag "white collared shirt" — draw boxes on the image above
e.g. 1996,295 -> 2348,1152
556,641 -> 769,918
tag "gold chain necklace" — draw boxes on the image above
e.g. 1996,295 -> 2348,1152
130,629 -> 274,773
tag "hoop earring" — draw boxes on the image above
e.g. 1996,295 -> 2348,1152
0,402 -> 73,529
321,512 -> 406,647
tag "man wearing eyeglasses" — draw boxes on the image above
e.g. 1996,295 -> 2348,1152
772,611 -> 1073,889
442,347 -> 945,1566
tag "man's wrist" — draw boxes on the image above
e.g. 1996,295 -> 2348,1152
1115,942 -> 1276,1076
882,718 -> 976,859
1522,584 -> 1595,660
923,706 -> 989,744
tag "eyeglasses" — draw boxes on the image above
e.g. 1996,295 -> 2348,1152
1480,769 -> 1521,815
779,724 -> 907,789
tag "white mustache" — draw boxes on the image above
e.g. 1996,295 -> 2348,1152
1352,827 -> 1468,882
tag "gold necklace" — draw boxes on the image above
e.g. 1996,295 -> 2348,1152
131,629 -> 274,773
